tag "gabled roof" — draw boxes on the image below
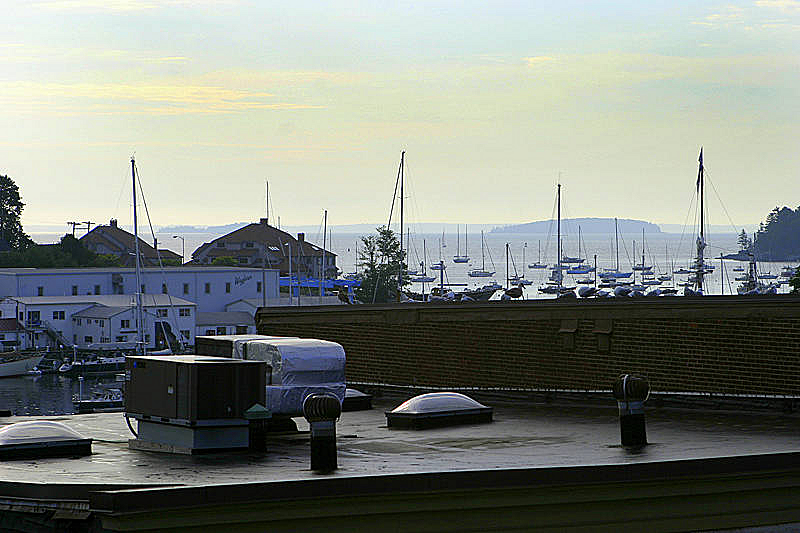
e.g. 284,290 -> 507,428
72,305 -> 131,319
81,224 -> 181,262
192,222 -> 336,260
196,311 -> 254,327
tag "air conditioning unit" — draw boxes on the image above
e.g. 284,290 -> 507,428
125,355 -> 268,454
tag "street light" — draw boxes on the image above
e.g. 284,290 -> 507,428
172,235 -> 185,264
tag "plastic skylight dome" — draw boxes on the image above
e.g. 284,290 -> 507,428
0,421 -> 92,460
0,421 -> 86,445
386,392 -> 493,429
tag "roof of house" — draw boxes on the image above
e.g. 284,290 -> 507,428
192,221 -> 336,260
10,295 -> 196,307
80,223 -> 181,262
72,305 -> 131,319
0,266 -> 271,275
0,318 -> 23,332
196,311 -> 254,327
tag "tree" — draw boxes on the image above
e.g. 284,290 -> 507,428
0,174 -> 31,250
737,229 -> 752,251
791,267 -> 800,294
211,256 -> 238,266
353,226 -> 408,304
0,234 -> 121,268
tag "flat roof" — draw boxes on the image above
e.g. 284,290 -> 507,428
9,295 -> 196,307
1,393 -> 798,489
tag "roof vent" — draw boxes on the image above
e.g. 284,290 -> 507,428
297,232 -> 305,242
0,420 -> 92,460
260,218 -> 269,225
386,392 -> 493,429
109,219 -> 117,228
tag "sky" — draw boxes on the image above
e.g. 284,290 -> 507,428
1,0 -> 799,232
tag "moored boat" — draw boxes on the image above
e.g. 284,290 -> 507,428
0,353 -> 44,378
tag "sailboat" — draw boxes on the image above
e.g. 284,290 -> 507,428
600,218 -> 633,280
430,238 -> 446,270
453,225 -> 470,263
411,239 -> 436,283
632,227 -> 653,272
539,184 -> 575,295
468,231 -> 496,277
561,226 -> 585,264
528,240 -> 548,269
565,227 -> 595,274
509,244 -> 532,285
686,148 -> 708,296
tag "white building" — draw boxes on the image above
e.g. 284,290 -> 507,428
0,266 -> 278,312
195,311 -> 255,338
1,295 -> 196,350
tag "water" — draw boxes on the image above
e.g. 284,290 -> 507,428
0,373 -> 119,416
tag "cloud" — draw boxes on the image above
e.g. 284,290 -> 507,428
755,0 -> 800,12
523,56 -> 556,66
31,0 -> 233,11
0,82 -> 322,115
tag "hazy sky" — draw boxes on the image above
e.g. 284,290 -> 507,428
2,1 -> 798,231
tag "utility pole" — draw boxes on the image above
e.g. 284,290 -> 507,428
67,222 -> 80,237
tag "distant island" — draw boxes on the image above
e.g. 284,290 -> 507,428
159,223 -> 251,234
490,218 -> 661,234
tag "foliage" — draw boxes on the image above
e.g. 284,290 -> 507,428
737,229 -> 752,251
0,234 -> 122,268
791,268 -> 800,294
161,258 -> 182,266
0,174 -> 31,250
753,206 -> 800,261
353,226 -> 408,303
211,256 -> 238,266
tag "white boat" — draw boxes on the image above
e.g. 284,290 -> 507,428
0,353 -> 44,378
528,240 -> 548,269
413,240 -> 437,283
453,225 -> 469,263
468,231 -> 496,278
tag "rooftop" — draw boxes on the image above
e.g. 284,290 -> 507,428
2,391 -> 800,531
8,294 -> 196,307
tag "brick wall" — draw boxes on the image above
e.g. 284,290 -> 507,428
255,295 -> 800,396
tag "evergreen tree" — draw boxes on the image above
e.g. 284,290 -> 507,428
0,174 -> 31,250
737,230 -> 752,251
353,226 -> 408,303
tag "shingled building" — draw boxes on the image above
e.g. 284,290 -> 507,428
190,218 -> 337,277
80,219 -> 182,267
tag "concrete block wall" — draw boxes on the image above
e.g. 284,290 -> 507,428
255,295 -> 800,396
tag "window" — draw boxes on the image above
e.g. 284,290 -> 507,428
157,309 -> 168,318
116,335 -> 128,342
238,257 -> 248,264
71,285 -> 78,295
121,319 -> 130,329
204,283 -> 210,294
160,283 -> 167,294
257,281 -> 262,293
183,283 -> 189,295
205,329 -> 216,336
76,319 -> 82,326
225,282 -> 231,293
216,326 -> 226,335
235,325 -> 248,335
179,308 -> 191,317
0,334 -> 5,340
73,334 -> 77,344
99,320 -> 104,327
52,311 -> 65,320
37,286 -> 43,296
94,285 -> 101,295
100,337 -> 110,343
84,336 -> 93,343
145,334 -> 150,343
141,284 -> 145,293
245,242 -> 254,248
180,330 -> 191,340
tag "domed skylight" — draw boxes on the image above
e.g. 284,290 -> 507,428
386,392 -> 493,429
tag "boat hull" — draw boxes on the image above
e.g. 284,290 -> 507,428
0,354 -> 44,378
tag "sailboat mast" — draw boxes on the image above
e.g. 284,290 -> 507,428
131,157 -> 144,355
557,184 -> 562,288
321,209 -> 327,298
615,217 -> 619,271
398,151 -> 405,302
456,225 -> 460,256
642,227 -> 645,270
697,147 -> 705,292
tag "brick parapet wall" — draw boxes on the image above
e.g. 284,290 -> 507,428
255,295 -> 800,395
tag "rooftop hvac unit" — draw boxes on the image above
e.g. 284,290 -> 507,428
125,355 -> 268,454
195,334 -> 296,359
